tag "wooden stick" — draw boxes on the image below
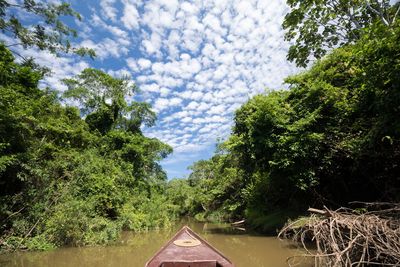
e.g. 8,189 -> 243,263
308,208 -> 332,217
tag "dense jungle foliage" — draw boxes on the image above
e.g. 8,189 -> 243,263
0,44 -> 178,250
172,21 -> 400,232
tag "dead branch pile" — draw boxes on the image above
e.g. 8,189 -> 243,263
278,203 -> 400,266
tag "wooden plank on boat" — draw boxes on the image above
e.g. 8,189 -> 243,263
145,226 -> 234,267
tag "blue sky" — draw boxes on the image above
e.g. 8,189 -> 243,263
5,0 -> 298,179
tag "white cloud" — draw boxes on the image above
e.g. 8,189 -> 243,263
142,40 -> 157,55
126,58 -> 139,72
121,1 -> 140,30
181,117 -> 192,123
90,13 -> 130,41
156,0 -> 179,13
138,58 -> 152,70
100,0 -> 118,22
207,105 -> 227,115
175,143 -> 204,153
197,102 -> 211,111
160,87 -> 171,97
141,83 -> 160,92
154,98 -> 169,112
153,96 -> 183,112
80,38 -> 128,60
191,92 -> 203,100
203,13 -> 226,35
180,2 -> 199,15
186,101 -> 199,110
169,97 -> 183,106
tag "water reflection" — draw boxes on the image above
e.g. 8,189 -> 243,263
0,220 -> 312,267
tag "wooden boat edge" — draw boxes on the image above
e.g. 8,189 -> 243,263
144,225 -> 234,267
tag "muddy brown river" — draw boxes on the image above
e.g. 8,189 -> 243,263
0,220 -> 312,267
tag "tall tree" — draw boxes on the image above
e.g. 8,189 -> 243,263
63,68 -> 156,135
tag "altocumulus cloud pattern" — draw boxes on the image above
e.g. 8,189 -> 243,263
3,0 -> 298,178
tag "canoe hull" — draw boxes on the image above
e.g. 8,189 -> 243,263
145,226 -> 234,267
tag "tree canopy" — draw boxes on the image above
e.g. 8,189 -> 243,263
0,0 -> 95,57
63,68 -> 157,135
283,0 -> 400,67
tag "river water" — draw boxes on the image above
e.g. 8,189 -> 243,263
0,220 -> 312,267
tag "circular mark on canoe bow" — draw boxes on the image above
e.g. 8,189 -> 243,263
173,239 -> 201,247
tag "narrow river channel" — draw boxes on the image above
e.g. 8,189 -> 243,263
0,220 -> 312,267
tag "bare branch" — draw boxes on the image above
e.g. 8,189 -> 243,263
366,1 -> 390,26
5,42 -> 23,47
279,205 -> 400,266
3,1 -> 25,9
9,49 -> 27,61
347,6 -> 363,30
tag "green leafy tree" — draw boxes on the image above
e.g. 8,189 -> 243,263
0,0 -> 95,57
283,0 -> 400,67
63,68 -> 156,135
185,148 -> 245,222
166,179 -> 197,216
63,68 -> 171,183
126,102 -> 157,133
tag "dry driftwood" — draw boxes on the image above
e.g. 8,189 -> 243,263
278,203 -> 400,267
231,219 -> 245,226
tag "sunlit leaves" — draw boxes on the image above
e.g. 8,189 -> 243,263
283,0 -> 400,67
63,69 -> 144,134
0,0 -> 95,57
